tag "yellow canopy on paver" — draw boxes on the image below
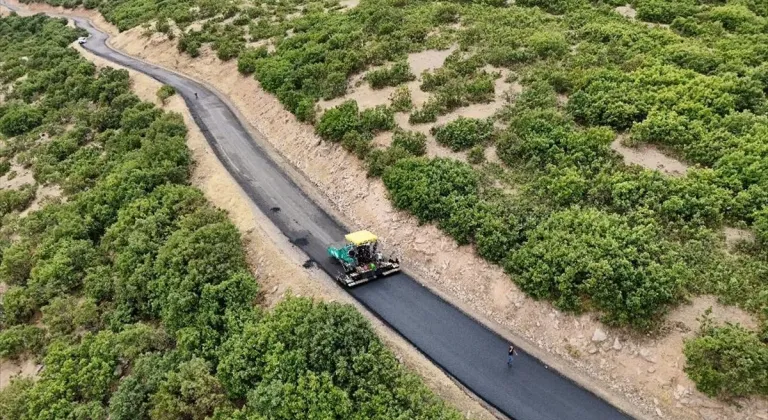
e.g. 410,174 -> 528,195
345,230 -> 378,245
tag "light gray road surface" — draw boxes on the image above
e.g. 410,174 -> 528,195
10,6 -> 633,419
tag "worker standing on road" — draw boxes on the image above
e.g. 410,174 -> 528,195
507,344 -> 518,367
194,92 -> 198,99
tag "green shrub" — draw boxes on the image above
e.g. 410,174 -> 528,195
389,85 -> 413,112
392,130 -> 427,156
512,80 -> 558,112
516,0 -> 575,14
0,105 -> 43,137
467,145 -> 486,164
155,18 -> 172,37
0,377 -> 33,420
629,110 -> 700,147
527,31 -> 569,59
0,325 -> 46,359
341,131 -> 373,159
156,85 -> 176,105
1,286 -> 37,326
463,73 -> 496,103
700,4 -> 765,33
684,314 -> 768,398
431,117 -> 495,151
150,358 -> 228,420
214,38 -> 244,61
177,31 -> 203,57
0,185 -> 36,217
433,3 -> 460,24
0,241 -> 35,286
366,146 -> 414,177
360,105 -> 395,133
237,46 -> 268,75
41,297 -> 99,336
316,101 -> 360,142
0,160 -> 11,176
364,61 -> 416,89
409,101 -> 442,124
382,157 -> 479,223
635,0 -> 698,24
294,97 -> 317,123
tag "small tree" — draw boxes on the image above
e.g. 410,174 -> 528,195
156,85 -> 176,105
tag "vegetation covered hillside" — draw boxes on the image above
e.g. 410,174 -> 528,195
0,14 -> 463,420
21,0 -> 768,400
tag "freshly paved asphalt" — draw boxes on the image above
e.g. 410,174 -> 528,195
5,4 -> 633,419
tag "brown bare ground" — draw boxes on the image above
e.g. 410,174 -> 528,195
0,161 -> 34,190
19,184 -> 63,217
339,0 -> 360,9
7,2 -> 768,418
615,5 -> 637,20
723,227 -> 755,251
611,136 -> 688,177
0,359 -> 41,391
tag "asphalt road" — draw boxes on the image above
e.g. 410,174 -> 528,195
6,5 -> 633,419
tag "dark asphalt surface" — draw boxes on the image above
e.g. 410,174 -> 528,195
5,5 -> 633,419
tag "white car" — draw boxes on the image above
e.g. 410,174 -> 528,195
77,37 -> 87,45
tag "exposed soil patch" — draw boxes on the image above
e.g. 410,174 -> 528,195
246,38 -> 276,53
0,358 -> 41,391
616,5 -> 637,19
723,227 -> 755,251
408,46 -> 457,76
339,0 -> 360,9
20,184 -> 63,217
0,161 -> 34,190
485,145 -> 501,164
611,136 -> 688,177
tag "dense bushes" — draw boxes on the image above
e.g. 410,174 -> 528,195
364,61 -> 416,89
0,104 -> 43,137
684,314 -> 768,398
217,297 -> 462,419
316,100 -> 363,142
431,117 -> 495,151
316,101 -> 394,144
392,129 -> 427,156
236,46 -> 268,75
508,208 -> 688,328
0,325 -> 46,359
383,157 -> 479,223
634,0 -> 698,24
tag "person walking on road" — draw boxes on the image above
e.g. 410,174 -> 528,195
194,92 -> 198,99
507,344 -> 518,367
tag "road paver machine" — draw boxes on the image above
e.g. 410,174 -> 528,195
327,230 -> 400,287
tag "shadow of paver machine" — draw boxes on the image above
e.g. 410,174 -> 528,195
327,230 -> 401,287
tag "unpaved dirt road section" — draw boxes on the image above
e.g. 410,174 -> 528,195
5,5 -> 631,419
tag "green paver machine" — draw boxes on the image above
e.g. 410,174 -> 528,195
327,230 -> 401,287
